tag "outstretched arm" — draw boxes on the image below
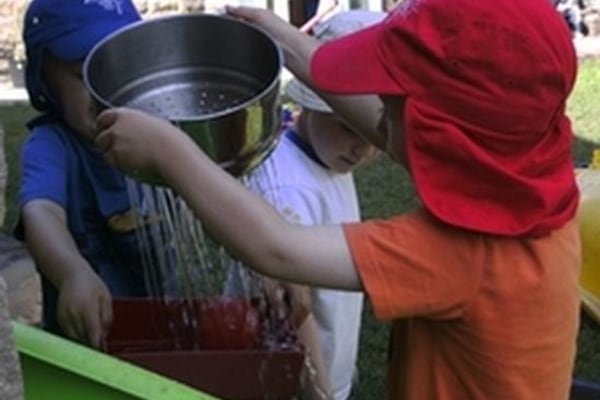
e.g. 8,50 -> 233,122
226,6 -> 387,150
96,108 -> 363,291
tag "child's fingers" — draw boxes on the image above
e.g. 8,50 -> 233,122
224,5 -> 248,19
94,110 -> 120,161
95,130 -> 114,153
225,5 -> 263,22
60,313 -> 87,344
84,309 -> 104,348
96,108 -> 120,131
99,293 -> 113,336
61,321 -> 79,342
95,132 -> 122,169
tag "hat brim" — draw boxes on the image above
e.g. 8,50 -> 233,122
47,19 -> 136,62
310,22 -> 407,96
284,78 -> 332,112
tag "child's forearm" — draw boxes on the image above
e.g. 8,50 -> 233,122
226,6 -> 387,150
297,314 -> 334,400
155,130 -> 361,290
22,199 -> 112,347
157,134 -> 294,271
274,21 -> 387,151
22,200 -> 96,289
95,108 -> 362,289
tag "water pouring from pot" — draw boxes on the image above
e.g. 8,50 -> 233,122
84,10 -> 298,349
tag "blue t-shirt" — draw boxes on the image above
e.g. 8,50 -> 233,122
17,118 -> 154,333
20,121 -> 130,240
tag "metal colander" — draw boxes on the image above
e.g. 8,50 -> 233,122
84,14 -> 283,178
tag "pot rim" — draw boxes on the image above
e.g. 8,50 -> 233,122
83,13 -> 283,122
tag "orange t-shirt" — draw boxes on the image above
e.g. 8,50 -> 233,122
343,209 -> 581,400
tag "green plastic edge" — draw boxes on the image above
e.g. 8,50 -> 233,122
12,321 -> 219,400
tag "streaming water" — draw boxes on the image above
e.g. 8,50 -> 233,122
120,102 -> 325,398
126,180 -> 215,299
241,143 -> 331,400
124,176 -> 302,346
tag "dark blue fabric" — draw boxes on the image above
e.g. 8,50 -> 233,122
17,121 -> 153,334
305,0 -> 320,19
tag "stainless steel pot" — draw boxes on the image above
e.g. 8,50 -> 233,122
84,14 -> 283,178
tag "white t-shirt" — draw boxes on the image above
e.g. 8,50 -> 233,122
243,131 -> 364,400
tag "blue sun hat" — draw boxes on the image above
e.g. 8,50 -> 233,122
23,0 -> 141,112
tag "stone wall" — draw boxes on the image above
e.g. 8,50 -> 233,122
0,124 -> 5,226
0,277 -> 23,400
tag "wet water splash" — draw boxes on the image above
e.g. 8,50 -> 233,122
124,178 -> 301,350
122,159 -> 328,397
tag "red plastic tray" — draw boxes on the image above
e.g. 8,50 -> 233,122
105,298 -> 304,400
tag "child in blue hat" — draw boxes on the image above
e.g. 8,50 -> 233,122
15,0 -> 162,348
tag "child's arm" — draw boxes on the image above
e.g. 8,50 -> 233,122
226,6 -> 389,150
297,313 -> 335,400
96,108 -> 362,291
261,280 -> 333,398
22,199 -> 112,347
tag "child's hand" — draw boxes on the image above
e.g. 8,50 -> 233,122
262,279 -> 312,327
285,283 -> 312,328
56,268 -> 112,348
95,107 -> 185,181
225,5 -> 300,43
225,5 -> 280,26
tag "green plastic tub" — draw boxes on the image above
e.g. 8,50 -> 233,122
12,321 -> 219,400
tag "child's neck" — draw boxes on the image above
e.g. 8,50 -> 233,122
295,113 -> 313,146
286,116 -> 327,169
